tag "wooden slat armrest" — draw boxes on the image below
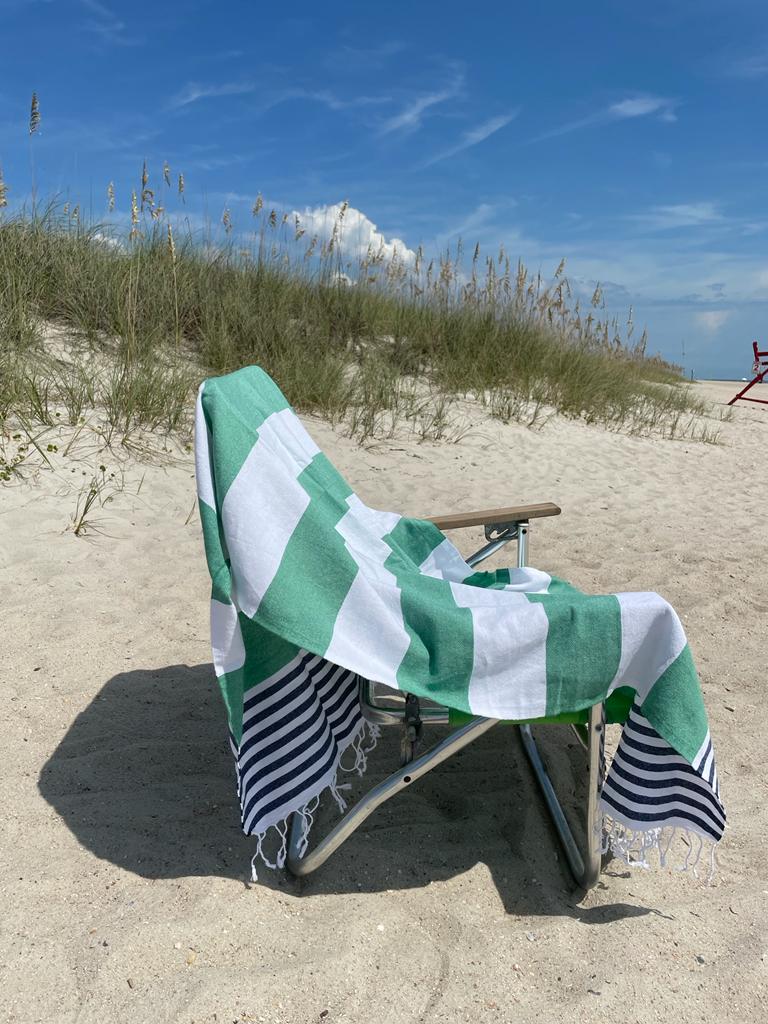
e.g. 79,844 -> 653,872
426,502 -> 561,531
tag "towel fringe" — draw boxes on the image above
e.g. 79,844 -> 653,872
249,719 -> 379,879
601,816 -> 717,882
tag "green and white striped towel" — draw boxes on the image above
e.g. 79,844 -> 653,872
195,366 -> 725,875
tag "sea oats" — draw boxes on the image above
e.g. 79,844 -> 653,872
178,173 -> 185,199
268,209 -> 277,229
222,208 -> 232,233
0,168 -> 8,209
107,181 -> 115,212
163,161 -> 171,187
130,190 -> 139,238
29,92 -> 41,135
167,223 -> 176,261
253,193 -> 263,216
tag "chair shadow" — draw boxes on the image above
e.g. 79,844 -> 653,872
38,662 -> 652,923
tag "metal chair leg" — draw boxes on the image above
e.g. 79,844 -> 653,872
518,702 -> 603,889
286,716 -> 498,877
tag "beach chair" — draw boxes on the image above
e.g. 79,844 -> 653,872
728,341 -> 768,407
196,366 -> 726,891
285,502 -> 608,889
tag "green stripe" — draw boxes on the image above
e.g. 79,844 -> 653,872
461,568 -> 512,589
640,644 -> 707,762
221,615 -> 303,746
255,453 -> 359,653
527,584 -> 623,716
199,499 -> 231,605
384,519 -> 475,713
202,367 -> 290,503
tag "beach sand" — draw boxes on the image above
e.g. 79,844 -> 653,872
1,380 -> 766,1023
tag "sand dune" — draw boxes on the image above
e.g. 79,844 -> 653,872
1,380 -> 766,1023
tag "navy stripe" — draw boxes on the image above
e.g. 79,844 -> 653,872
600,788 -> 723,841
603,771 -> 725,828
241,700 -> 363,834
242,652 -> 318,715
613,744 -> 699,776
620,730 -> 693,761
610,757 -> 725,822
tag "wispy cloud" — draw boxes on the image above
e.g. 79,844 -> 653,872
727,50 -> 768,79
421,110 -> 519,167
379,71 -> 464,135
80,0 -> 137,47
169,81 -> 390,113
530,94 -> 677,143
629,202 -> 723,230
169,81 -> 256,109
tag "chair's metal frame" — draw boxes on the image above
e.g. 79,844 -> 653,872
286,514 -> 604,889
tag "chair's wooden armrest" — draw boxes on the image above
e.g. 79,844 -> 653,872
426,502 -> 561,531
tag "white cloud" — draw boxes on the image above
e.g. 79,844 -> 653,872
379,72 -> 464,135
694,310 -> 730,333
169,82 -> 390,113
421,111 -> 519,167
728,52 -> 768,79
531,94 -> 677,143
291,202 -> 416,265
630,202 -> 723,231
169,81 -> 255,109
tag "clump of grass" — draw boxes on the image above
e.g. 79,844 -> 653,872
0,153 -> 715,450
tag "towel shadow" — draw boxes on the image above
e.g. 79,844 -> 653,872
38,663 -> 651,923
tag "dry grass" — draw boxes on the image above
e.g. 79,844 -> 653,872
0,157 -> 721,450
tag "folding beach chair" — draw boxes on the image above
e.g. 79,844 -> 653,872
728,341 -> 768,407
196,366 -> 726,891
285,504 -> 607,889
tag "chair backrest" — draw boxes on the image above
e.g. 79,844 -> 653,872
753,340 -> 768,366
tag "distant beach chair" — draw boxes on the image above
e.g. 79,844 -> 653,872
728,341 -> 768,407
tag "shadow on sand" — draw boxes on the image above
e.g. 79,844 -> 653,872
38,662 -> 655,922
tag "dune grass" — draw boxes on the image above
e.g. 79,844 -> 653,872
0,194 -> 720,449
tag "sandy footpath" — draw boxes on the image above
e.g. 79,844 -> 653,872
1,380 -> 766,1023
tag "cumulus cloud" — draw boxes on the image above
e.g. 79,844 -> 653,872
694,310 -> 730,333
291,202 -> 416,265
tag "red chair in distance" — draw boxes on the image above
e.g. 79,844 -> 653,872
728,341 -> 768,407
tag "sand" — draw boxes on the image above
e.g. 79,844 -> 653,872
1,380 -> 766,1023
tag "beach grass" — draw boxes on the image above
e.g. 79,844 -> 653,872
0,192 -> 718,447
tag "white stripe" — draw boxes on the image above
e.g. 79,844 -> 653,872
242,700 -> 360,833
240,664 -> 348,746
449,585 -> 549,719
609,592 -> 687,702
498,567 -> 552,593
692,732 -> 713,771
210,599 -> 245,676
419,538 -> 474,580
242,653 -> 322,721
603,772 -> 725,825
194,385 -> 216,509
223,409 -> 320,617
599,800 -> 724,840
325,497 -> 410,688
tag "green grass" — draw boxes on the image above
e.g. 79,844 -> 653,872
0,200 -> 717,448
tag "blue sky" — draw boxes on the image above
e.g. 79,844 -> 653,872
2,0 -> 767,378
